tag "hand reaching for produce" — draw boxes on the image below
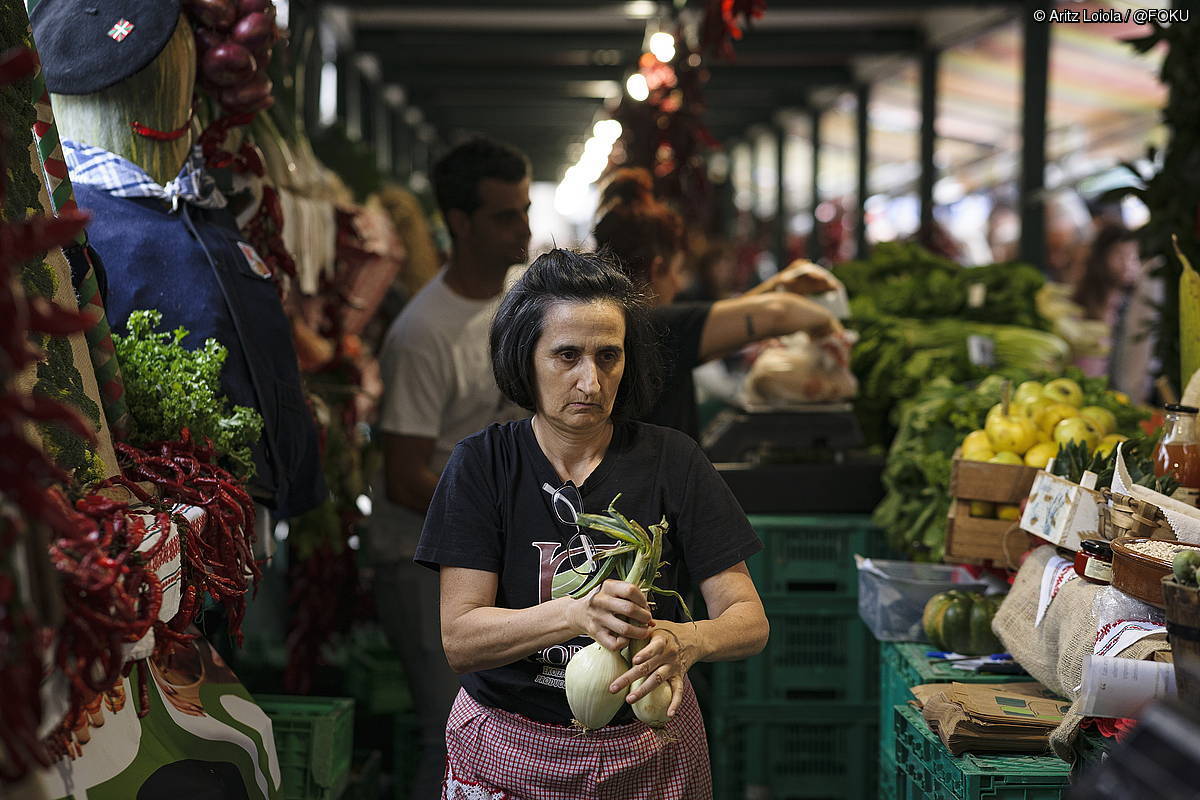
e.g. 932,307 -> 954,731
763,260 -> 842,296
569,579 -> 654,651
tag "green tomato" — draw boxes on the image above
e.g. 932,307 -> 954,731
1173,549 -> 1200,586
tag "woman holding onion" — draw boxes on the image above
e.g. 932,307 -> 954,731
415,249 -> 769,799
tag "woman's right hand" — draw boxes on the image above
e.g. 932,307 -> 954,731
567,580 -> 654,651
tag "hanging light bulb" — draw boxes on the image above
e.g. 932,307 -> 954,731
626,73 -> 650,102
593,119 -> 623,143
649,31 -> 675,63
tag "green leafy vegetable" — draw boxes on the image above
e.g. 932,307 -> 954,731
1049,434 -> 1179,496
113,309 -> 263,480
873,369 -> 1151,561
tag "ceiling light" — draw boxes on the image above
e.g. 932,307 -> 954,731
593,119 -> 623,143
649,32 -> 675,63
624,1 -> 657,19
626,73 -> 650,102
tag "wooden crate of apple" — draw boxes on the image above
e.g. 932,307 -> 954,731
947,377 -> 1127,563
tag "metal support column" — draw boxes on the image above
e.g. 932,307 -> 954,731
393,112 -> 413,181
856,83 -> 871,259
919,49 -> 939,235
1020,4 -> 1050,269
810,107 -> 823,263
775,122 -> 788,271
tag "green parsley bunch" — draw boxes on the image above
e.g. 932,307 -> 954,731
113,309 -> 263,480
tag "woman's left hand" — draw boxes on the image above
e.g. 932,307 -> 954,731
609,624 -> 698,717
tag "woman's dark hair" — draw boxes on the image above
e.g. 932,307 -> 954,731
593,168 -> 684,285
491,249 -> 661,420
432,137 -> 530,227
1073,225 -> 1134,319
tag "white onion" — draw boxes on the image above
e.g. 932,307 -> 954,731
631,677 -> 672,727
565,642 -> 630,730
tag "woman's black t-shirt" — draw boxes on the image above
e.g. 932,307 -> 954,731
643,302 -> 713,440
414,418 -> 761,725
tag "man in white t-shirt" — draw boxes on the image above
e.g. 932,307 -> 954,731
370,138 -> 530,800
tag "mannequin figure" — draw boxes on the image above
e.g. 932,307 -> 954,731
30,0 -> 326,520
50,15 -> 195,186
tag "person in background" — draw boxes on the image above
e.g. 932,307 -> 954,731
592,168 -> 840,439
369,137 -> 531,799
418,249 -> 769,798
1072,225 -> 1158,399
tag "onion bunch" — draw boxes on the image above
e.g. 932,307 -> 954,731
563,496 -> 691,730
185,0 -> 278,115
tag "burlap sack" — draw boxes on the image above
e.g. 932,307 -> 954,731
993,546 -> 1099,697
993,545 -> 1172,760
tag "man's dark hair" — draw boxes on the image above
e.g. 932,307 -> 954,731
432,137 -> 530,224
491,249 -> 661,421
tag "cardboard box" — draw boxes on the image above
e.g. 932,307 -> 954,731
1019,471 -> 1102,552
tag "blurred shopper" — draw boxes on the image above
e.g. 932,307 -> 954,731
593,168 -> 839,439
1073,225 -> 1159,399
370,137 -> 531,799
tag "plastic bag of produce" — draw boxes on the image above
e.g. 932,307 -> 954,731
741,329 -> 859,409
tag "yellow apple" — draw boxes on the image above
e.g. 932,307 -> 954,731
1079,405 -> 1117,436
987,414 -> 1037,455
1038,403 -> 1080,439
1053,417 -> 1100,450
962,430 -> 992,452
1042,377 -> 1084,407
1096,434 -> 1129,459
969,501 -> 996,518
1013,381 -> 1045,406
989,451 -> 1024,466
996,504 -> 1021,521
1023,441 -> 1059,469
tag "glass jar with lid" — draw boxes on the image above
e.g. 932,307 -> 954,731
1153,404 -> 1200,507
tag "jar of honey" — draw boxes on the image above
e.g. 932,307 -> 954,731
1154,404 -> 1200,507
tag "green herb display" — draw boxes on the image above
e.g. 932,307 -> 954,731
873,369 -> 1150,561
850,312 -> 1070,447
1049,436 -> 1179,496
113,309 -> 263,480
836,242 -> 1049,330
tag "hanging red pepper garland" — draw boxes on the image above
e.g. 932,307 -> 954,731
0,41 -> 106,782
103,430 -> 261,646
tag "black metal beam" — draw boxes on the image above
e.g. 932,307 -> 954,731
1020,4 -> 1050,270
775,122 -> 788,271
810,107 -> 823,263
374,65 -> 627,89
856,82 -> 870,259
919,48 -> 939,235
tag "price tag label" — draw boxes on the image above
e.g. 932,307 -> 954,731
967,282 -> 987,309
967,334 -> 995,367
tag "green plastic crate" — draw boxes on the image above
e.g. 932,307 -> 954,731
880,749 -> 899,800
257,694 -> 355,800
713,595 -> 878,709
747,514 -> 883,597
710,704 -> 877,800
347,646 -> 411,716
894,705 -> 1070,800
880,643 -> 1030,768
391,712 -> 419,800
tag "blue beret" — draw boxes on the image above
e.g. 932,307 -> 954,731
30,0 -> 182,95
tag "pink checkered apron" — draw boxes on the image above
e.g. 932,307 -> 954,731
442,680 -> 712,800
